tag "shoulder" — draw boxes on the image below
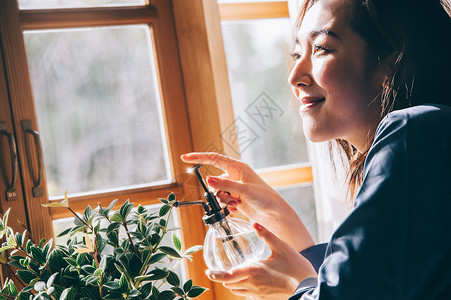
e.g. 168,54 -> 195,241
356,104 -> 451,205
364,104 -> 451,186
376,104 -> 451,136
364,104 -> 451,189
372,104 -> 451,149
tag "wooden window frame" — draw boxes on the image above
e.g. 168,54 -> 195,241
219,1 -> 289,20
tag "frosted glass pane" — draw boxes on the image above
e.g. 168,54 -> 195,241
20,0 -> 145,9
24,26 -> 170,198
277,184 -> 318,242
221,19 -> 309,169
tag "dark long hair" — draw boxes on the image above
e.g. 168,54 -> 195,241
293,0 -> 451,199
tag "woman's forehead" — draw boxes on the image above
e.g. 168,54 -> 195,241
297,0 -> 351,43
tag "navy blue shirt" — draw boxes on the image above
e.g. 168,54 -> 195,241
291,104 -> 451,299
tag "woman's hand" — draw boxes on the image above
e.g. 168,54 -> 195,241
181,152 -> 314,252
206,223 -> 317,299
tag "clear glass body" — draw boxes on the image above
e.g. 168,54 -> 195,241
203,217 -> 265,271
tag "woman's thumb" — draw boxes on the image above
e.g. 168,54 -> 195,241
253,223 -> 284,250
207,176 -> 245,194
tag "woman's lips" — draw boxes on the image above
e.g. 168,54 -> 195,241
300,96 -> 325,111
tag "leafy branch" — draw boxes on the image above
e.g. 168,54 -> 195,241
0,193 -> 207,300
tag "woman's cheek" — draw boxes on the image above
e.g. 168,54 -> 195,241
323,60 -> 363,97
312,59 -> 338,88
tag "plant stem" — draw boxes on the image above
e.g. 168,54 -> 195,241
98,204 -> 112,224
122,222 -> 139,257
93,232 -> 100,268
154,206 -> 172,250
99,274 -> 103,300
15,246 -> 51,273
156,258 -> 182,290
5,264 -> 26,287
0,292 -> 15,299
66,206 -> 93,231
154,203 -> 185,291
138,206 -> 174,277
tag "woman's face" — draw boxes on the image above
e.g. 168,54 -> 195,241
288,0 -> 385,152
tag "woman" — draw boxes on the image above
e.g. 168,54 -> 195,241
182,0 -> 451,298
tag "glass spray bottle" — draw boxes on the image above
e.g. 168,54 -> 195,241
174,164 -> 265,271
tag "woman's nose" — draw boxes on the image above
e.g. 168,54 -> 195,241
288,58 -> 312,88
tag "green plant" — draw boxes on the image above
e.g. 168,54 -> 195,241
0,193 -> 207,300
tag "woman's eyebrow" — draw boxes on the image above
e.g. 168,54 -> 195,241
310,28 -> 339,39
294,28 -> 339,45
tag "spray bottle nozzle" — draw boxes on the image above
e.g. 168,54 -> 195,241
189,164 -> 222,215
173,200 -> 210,213
176,164 -> 229,224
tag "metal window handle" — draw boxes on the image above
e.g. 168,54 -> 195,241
21,120 -> 44,198
0,122 -> 18,201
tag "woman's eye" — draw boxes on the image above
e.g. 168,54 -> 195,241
291,52 -> 301,61
313,45 -> 330,54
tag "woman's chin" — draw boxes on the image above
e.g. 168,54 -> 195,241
303,129 -> 331,143
300,117 -> 331,143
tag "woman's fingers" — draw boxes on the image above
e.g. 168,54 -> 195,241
215,191 -> 241,208
181,152 -> 237,166
207,176 -> 248,196
230,289 -> 258,297
220,268 -> 292,298
229,289 -> 253,297
223,278 -> 252,290
181,152 -> 248,178
253,223 -> 285,254
205,266 -> 253,283
180,152 -> 233,169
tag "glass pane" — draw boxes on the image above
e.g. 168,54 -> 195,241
24,26 -> 170,198
19,0 -> 145,9
277,184 -> 318,242
53,203 -> 186,282
221,18 -> 308,169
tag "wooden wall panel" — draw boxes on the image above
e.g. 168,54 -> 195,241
0,35 -> 29,241
0,0 -> 54,241
0,30 -> 29,289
